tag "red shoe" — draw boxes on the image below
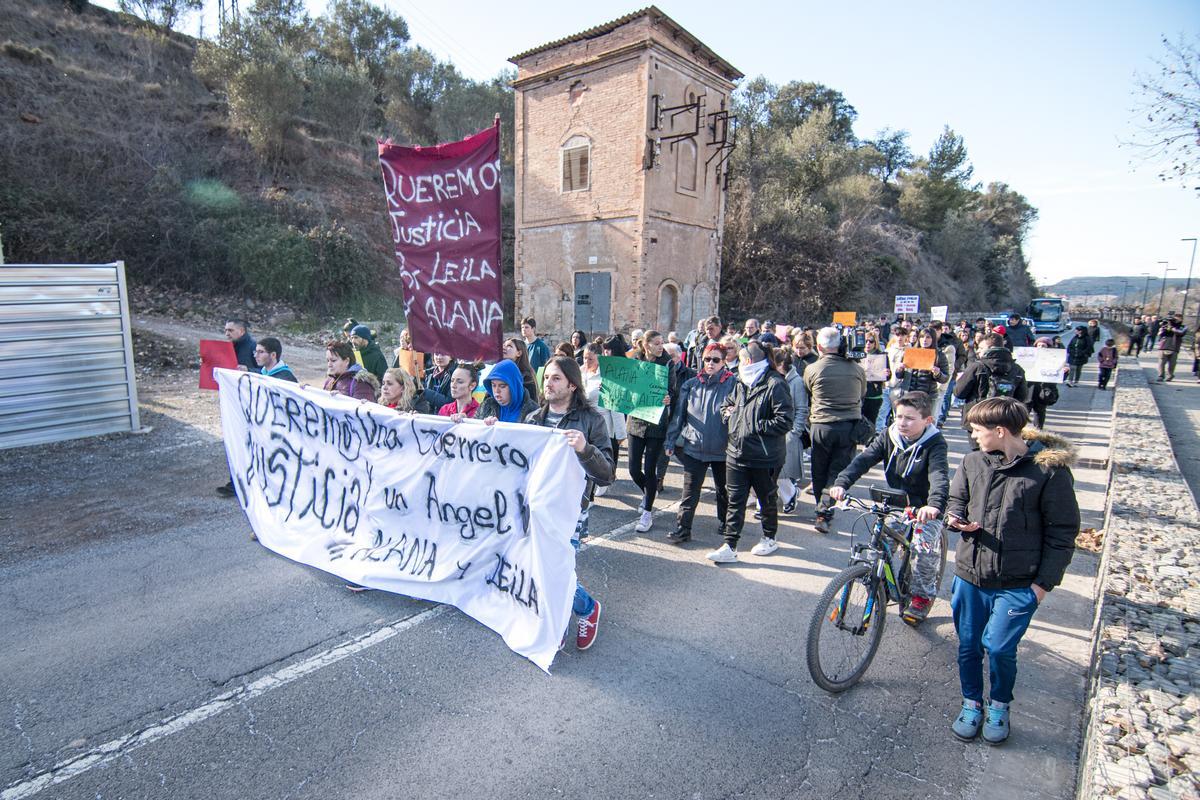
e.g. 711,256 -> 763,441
576,600 -> 601,650
902,595 -> 932,626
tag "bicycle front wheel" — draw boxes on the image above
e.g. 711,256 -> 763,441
806,563 -> 888,693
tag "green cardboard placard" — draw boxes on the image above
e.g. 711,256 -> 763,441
598,356 -> 667,425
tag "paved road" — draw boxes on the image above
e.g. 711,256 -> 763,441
0,328 -> 1111,800
1140,347 -> 1200,504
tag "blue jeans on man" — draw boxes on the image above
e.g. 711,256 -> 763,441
937,376 -> 956,425
950,576 -> 1039,704
571,508 -> 595,616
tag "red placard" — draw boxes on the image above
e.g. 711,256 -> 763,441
378,121 -> 504,363
199,339 -> 237,390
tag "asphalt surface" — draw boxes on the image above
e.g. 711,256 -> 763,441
0,325 -> 1109,800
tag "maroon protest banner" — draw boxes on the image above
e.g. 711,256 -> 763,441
378,121 -> 504,362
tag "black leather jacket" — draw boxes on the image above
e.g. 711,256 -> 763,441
721,368 -> 794,468
527,402 -> 615,507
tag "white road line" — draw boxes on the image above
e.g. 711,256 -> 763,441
2,502 -> 676,799
1,607 -> 447,800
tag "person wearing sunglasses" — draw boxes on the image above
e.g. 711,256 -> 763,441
664,343 -> 735,544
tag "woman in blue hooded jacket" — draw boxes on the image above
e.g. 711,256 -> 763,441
475,358 -> 539,424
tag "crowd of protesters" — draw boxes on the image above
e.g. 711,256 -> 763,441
215,309 -> 1103,745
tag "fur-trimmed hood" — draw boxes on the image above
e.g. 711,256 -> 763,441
1021,426 -> 1075,469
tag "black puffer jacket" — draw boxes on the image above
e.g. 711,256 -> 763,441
721,368 -> 794,468
953,346 -> 1029,430
947,428 -> 1079,591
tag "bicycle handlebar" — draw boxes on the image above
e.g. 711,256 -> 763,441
835,495 -> 910,517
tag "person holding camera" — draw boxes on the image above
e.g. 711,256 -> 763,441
1155,312 -> 1187,383
801,327 -> 867,533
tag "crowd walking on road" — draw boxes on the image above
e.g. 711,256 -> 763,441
215,307 -> 1099,746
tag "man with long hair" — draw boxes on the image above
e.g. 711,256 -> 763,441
526,356 -> 615,651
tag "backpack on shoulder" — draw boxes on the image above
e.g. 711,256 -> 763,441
980,366 -> 1018,400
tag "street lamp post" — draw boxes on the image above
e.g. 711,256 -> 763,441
1158,261 -> 1174,314
1142,274 -> 1156,309
1183,238 -> 1198,329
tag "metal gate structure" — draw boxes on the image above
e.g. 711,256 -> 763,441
573,271 -> 612,337
0,262 -> 141,449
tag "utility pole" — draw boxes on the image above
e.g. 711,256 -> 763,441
1158,261 -> 1174,314
1183,238 -> 1198,329
1142,273 -> 1156,309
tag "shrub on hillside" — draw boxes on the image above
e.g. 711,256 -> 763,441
228,218 -> 381,309
230,221 -> 315,304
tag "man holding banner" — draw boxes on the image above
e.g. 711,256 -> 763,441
527,355 -> 615,650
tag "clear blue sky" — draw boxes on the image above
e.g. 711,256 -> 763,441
128,0 -> 1200,285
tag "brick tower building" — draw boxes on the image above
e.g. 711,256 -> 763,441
509,7 -> 741,338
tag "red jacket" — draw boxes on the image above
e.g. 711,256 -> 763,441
438,397 -> 480,417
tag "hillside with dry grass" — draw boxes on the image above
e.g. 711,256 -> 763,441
0,0 -> 419,315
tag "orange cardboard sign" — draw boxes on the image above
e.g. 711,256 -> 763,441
832,312 -> 857,326
394,348 -> 425,380
902,348 -> 936,371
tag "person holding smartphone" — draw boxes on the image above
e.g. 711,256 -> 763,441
944,397 -> 1079,746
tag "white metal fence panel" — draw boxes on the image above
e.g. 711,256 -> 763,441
0,262 -> 140,449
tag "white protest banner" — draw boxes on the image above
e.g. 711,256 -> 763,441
931,305 -> 948,322
894,295 -> 920,314
863,353 -> 889,382
1013,347 -> 1067,383
216,369 -> 585,672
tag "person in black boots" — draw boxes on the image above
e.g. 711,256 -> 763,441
706,341 -> 793,564
664,343 -> 735,544
627,331 -> 682,534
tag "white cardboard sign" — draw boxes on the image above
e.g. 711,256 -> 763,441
1013,347 -> 1067,384
894,295 -> 920,314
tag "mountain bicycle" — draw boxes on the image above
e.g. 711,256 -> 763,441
805,486 -> 947,693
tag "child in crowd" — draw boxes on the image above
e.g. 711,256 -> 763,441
1097,338 -> 1118,390
945,397 -> 1078,745
828,391 -> 949,625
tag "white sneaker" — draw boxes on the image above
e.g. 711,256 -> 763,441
706,543 -> 738,564
635,510 -> 653,532
750,537 -> 779,556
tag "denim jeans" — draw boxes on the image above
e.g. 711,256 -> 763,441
937,377 -> 956,423
950,576 -> 1039,704
875,388 -> 894,433
571,509 -> 595,617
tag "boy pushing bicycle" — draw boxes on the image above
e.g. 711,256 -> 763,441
828,391 -> 949,626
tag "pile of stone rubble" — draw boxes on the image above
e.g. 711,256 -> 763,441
1079,366 -> 1200,799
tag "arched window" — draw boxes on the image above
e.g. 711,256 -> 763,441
658,283 -> 679,332
676,138 -> 697,193
561,134 -> 590,193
